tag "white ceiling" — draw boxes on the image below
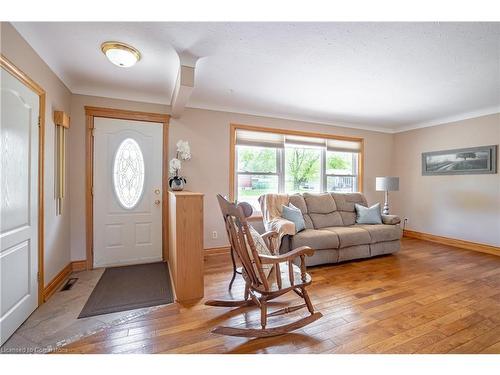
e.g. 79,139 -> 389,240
13,22 -> 500,132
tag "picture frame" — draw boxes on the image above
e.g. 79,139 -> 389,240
422,145 -> 498,175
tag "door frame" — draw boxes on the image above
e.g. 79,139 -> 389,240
85,106 -> 170,270
0,54 -> 46,305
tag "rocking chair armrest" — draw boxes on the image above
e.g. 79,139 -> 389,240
258,246 -> 314,264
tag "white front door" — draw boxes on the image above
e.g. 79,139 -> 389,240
93,118 -> 163,268
0,67 -> 40,346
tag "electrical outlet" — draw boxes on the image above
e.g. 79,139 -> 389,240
403,217 -> 409,230
212,231 -> 218,239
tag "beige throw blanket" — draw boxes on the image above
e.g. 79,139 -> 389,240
258,193 -> 295,251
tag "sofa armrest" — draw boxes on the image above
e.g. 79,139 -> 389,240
381,214 -> 401,225
268,217 -> 296,236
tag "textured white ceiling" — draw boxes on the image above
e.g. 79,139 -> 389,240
13,22 -> 500,132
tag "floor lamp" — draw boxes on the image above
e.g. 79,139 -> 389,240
376,177 -> 399,215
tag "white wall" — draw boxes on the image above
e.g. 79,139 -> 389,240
1,22 -> 73,286
392,113 -> 500,246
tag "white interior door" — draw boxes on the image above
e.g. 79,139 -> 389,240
0,67 -> 40,346
93,118 -> 163,268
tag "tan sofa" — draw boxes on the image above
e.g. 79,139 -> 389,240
264,192 -> 402,267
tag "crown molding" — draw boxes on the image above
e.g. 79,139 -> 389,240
394,106 -> 500,133
185,103 -> 397,134
71,89 -> 498,136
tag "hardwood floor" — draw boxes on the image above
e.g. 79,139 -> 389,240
62,238 -> 500,354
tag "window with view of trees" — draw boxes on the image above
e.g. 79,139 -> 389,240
236,146 -> 280,210
285,146 -> 321,194
233,126 -> 362,212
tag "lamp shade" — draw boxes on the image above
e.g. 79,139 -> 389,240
376,176 -> 399,191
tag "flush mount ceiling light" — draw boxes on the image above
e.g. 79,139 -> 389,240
101,41 -> 141,68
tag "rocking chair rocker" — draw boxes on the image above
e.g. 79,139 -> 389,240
205,194 -> 323,338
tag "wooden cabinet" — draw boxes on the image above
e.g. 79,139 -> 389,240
168,191 -> 204,302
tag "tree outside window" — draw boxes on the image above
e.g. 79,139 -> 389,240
285,147 -> 321,193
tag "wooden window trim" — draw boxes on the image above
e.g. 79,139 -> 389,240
1,54 -> 46,305
85,106 -> 170,270
229,123 -> 365,201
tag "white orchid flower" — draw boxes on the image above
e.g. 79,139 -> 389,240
169,158 -> 182,175
176,140 -> 191,160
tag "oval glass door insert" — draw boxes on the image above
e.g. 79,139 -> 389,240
113,138 -> 145,209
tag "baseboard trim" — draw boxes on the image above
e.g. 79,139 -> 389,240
403,229 -> 499,256
71,260 -> 87,272
43,263 -> 72,302
204,246 -> 231,258
42,260 -> 89,302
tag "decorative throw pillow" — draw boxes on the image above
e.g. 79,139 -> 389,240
355,203 -> 382,224
281,203 -> 306,233
245,225 -> 273,278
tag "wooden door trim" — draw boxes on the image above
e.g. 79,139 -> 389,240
85,106 -> 170,270
1,54 -> 46,305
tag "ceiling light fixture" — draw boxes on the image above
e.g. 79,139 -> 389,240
101,41 -> 141,68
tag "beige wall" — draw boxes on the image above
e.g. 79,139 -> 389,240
392,113 -> 500,247
170,107 -> 394,249
69,95 -> 169,261
9,20 -> 497,274
4,16 -> 499,353
68,98 -> 394,261
1,22 -> 73,286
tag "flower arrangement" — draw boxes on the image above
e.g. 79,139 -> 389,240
169,140 -> 191,191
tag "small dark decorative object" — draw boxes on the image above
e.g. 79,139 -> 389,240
169,176 -> 186,191
422,145 -> 497,175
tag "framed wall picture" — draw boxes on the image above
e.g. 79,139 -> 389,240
422,145 -> 498,175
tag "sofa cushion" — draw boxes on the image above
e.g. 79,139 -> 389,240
303,215 -> 314,229
291,229 -> 340,250
302,248 -> 339,266
288,194 -> 315,229
309,212 -> 343,229
288,194 -> 308,213
370,240 -> 400,257
331,193 -> 368,226
331,192 -> 367,211
338,245 -> 370,262
324,226 -> 372,248
356,224 -> 402,243
303,192 -> 337,214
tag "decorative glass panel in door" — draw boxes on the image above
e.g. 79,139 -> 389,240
113,138 -> 145,209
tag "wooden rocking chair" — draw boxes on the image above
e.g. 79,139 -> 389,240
205,194 -> 323,338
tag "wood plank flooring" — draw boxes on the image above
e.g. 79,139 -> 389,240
62,238 -> 500,354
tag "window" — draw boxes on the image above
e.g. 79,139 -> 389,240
232,125 -> 363,212
236,146 -> 280,210
285,145 -> 321,194
326,151 -> 359,193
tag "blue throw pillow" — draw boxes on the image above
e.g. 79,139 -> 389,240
355,203 -> 382,224
281,203 -> 306,233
